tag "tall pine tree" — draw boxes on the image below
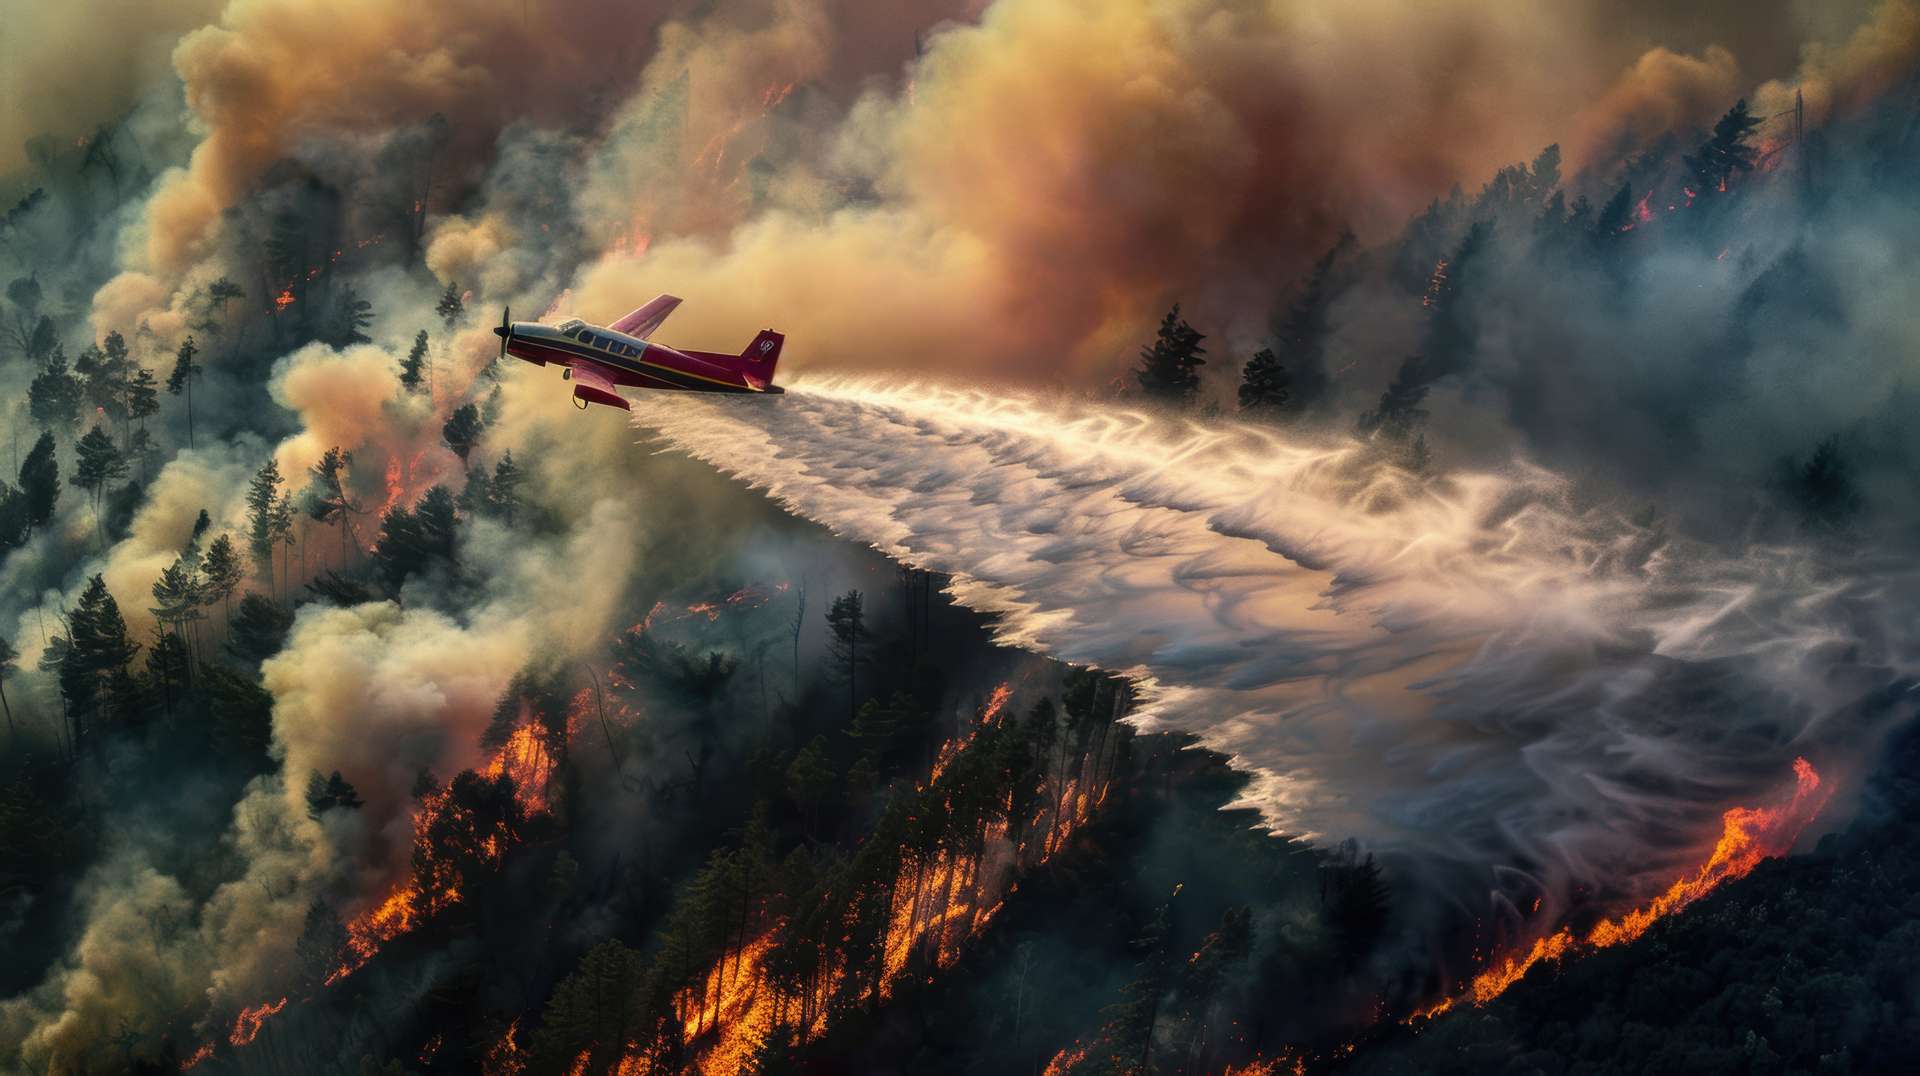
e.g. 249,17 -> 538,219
1134,304 -> 1206,406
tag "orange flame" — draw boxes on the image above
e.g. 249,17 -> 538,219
1412,757 -> 1831,1020
327,721 -> 562,986
179,1042 -> 214,1071
229,997 -> 288,1046
484,1018 -> 527,1076
1042,1041 -> 1089,1075
613,679 -> 1106,1075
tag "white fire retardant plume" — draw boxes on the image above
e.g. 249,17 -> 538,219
631,376 -> 1920,917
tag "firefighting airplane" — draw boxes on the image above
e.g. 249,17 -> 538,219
492,294 -> 784,411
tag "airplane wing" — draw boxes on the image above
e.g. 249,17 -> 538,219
609,294 -> 681,340
568,359 -> 629,411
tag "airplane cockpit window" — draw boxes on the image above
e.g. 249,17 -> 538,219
557,319 -> 585,337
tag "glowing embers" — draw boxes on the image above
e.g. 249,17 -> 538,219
1411,757 -> 1832,1020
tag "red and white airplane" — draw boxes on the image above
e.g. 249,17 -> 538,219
493,295 -> 784,410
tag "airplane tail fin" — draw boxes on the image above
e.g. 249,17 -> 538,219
740,329 -> 783,383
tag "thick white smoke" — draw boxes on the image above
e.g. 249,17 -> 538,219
630,378 -> 1920,915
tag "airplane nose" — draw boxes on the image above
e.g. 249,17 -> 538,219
493,325 -> 508,338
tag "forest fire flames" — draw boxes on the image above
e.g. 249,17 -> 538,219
228,997 -> 288,1047
635,583 -> 791,633
330,710 -> 571,983
197,695 -> 575,1072
1411,758 -> 1832,1021
602,680 -> 1115,1074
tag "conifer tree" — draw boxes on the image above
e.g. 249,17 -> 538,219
246,459 -> 284,585
442,403 -> 483,466
1134,304 -> 1207,405
826,590 -> 864,719
488,450 -> 523,525
435,280 -> 464,329
401,329 -> 429,393
1236,348 -> 1291,416
125,365 -> 159,445
1267,239 -> 1347,411
202,534 -> 244,622
167,336 -> 203,449
305,447 -> 361,558
19,431 -> 57,529
28,347 -> 82,430
305,770 -> 366,817
71,424 -> 126,549
60,574 -> 141,744
326,283 -> 375,346
1685,98 -> 1762,194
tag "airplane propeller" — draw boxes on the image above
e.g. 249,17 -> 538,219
496,306 -> 512,359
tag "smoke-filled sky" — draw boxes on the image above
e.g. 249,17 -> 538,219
8,1 -> 1920,1070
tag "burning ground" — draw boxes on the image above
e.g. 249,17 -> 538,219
4,1 -> 1920,1073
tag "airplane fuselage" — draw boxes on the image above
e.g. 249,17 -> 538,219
501,321 -> 772,394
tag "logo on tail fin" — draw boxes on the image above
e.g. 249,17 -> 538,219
758,339 -> 775,355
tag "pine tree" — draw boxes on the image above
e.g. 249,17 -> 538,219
294,898 -> 349,992
1134,304 -> 1207,405
326,283 -> 375,346
1685,98 -> 1762,194
60,575 -> 141,744
1236,348 -> 1291,416
182,509 -> 211,568
442,403 -> 483,467
1096,894 -> 1175,1072
125,365 -> 159,442
27,348 -> 82,429
400,329 -> 429,393
71,424 -> 126,550
1594,182 -> 1635,238
826,590 -> 864,720
204,278 -> 246,330
1267,238 -> 1349,410
786,736 -> 836,833
1355,356 -> 1430,446
224,594 -> 293,667
19,431 -> 57,529
305,770 -> 365,817
0,485 -> 22,559
435,281 -> 464,329
246,459 -> 283,586
149,558 -> 207,665
1325,843 -> 1391,963
166,336 -> 203,449
488,451 -> 522,525
1780,434 -> 1862,528
271,492 -> 297,594
145,628 -> 190,716
305,447 -> 361,558
76,331 -> 133,431
202,534 -> 244,622
127,427 -> 159,485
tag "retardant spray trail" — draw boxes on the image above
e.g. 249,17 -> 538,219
631,376 -> 1919,916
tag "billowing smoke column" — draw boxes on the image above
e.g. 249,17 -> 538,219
630,378 -> 1919,918
7,0 -> 1920,1068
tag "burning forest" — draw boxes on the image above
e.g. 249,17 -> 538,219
5,1 -> 1920,1074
